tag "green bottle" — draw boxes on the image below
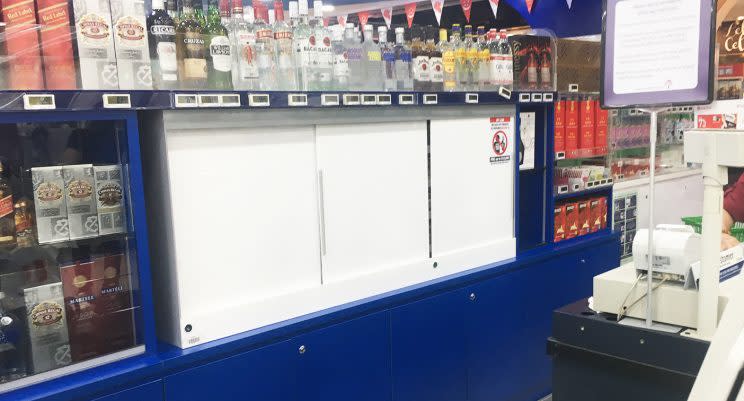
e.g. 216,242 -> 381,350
204,0 -> 233,89
176,0 -> 208,89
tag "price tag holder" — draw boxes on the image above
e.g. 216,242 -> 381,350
23,94 -> 56,110
572,183 -> 581,192
568,84 -> 579,93
499,87 -> 512,100
555,151 -> 566,160
465,93 -> 479,104
343,94 -> 360,106
321,94 -> 340,106
543,93 -> 554,102
288,93 -> 308,107
198,94 -> 221,108
102,93 -> 131,109
518,93 -> 531,103
587,181 -> 595,189
423,94 -> 438,105
248,94 -> 271,107
398,94 -> 416,105
361,94 -> 377,105
175,94 -> 198,108
531,93 -> 543,102
220,94 -> 241,107
557,185 -> 569,194
376,94 -> 392,105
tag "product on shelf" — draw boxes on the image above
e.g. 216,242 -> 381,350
1,0 -> 44,90
0,291 -> 26,382
590,198 -> 601,233
94,165 -> 125,236
0,161 -> 14,247
36,0 -> 77,89
205,0 -> 234,90
555,38 -> 600,93
554,205 -> 565,242
428,26 -> 444,92
509,34 -> 553,91
24,282 -> 71,374
565,98 -> 579,156
73,0 -> 119,89
565,202 -> 578,239
176,0 -> 208,89
60,259 -> 101,362
555,197 -> 607,243
554,99 -> 565,156
595,100 -> 608,154
579,98 -> 595,150
31,166 -> 69,244
578,200 -> 590,236
63,165 -> 98,241
14,199 -> 35,248
94,253 -> 135,354
148,0 -> 179,89
111,0 -> 153,90
600,196 -> 607,229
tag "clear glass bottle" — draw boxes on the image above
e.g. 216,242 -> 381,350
500,31 -> 513,90
411,26 -> 428,92
229,0 -> 259,90
454,24 -> 467,92
253,1 -> 277,90
245,5 -> 254,24
148,0 -> 179,89
464,25 -> 478,91
331,26 -> 349,90
194,0 -> 207,25
344,23 -> 363,91
362,24 -> 383,91
293,0 -> 314,90
219,0 -> 231,27
379,26 -> 396,91
167,0 -> 181,22
311,1 -> 333,91
394,27 -> 413,91
176,0 -> 208,89
477,26 -> 490,90
205,0 -> 234,90
440,28 -> 456,92
487,29 -> 501,90
273,0 -> 297,90
427,26 -> 443,92
0,293 -> 25,382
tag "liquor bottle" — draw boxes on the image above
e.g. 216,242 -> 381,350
427,26 -> 443,92
540,48 -> 552,90
362,24 -> 383,91
311,1 -> 333,91
148,0 -> 179,89
379,26 -> 396,91
176,0 -> 208,89
331,27 -> 349,90
0,293 -> 25,381
228,0 -> 259,90
194,0 -> 207,25
167,0 -> 181,21
273,0 -> 297,90
488,29 -> 501,89
1,0 -> 43,90
476,26 -> 490,90
394,27 -> 413,91
411,26 -> 428,91
245,5 -> 255,24
0,162 -> 14,247
440,27 -> 455,92
527,47 -> 538,90
220,0 -> 231,26
204,0 -> 233,89
454,24 -> 467,92
465,25 -> 478,91
253,1 -> 277,90
344,23 -> 363,91
14,200 -> 35,248
500,31 -> 513,90
293,0 -> 313,90
0,23 -> 6,90
35,0 -> 77,89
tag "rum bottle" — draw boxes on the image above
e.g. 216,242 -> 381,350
311,1 -> 333,90
293,0 -> 314,90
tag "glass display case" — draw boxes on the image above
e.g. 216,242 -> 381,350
0,116 -> 146,393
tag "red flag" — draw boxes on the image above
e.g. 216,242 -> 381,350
323,17 -> 330,26
460,0 -> 472,22
526,0 -> 534,13
566,0 -> 572,8
405,3 -> 417,28
358,11 -> 370,27
489,0 -> 499,19
382,7 -> 393,28
337,14 -> 348,26
431,0 -> 444,25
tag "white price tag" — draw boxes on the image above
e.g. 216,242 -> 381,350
361,94 -> 377,105
23,94 -> 55,110
555,151 -> 566,160
288,93 -> 308,107
342,94 -> 360,106
198,94 -> 221,107
531,93 -> 543,102
220,94 -> 241,107
376,94 -> 392,105
174,94 -> 198,108
321,94 -> 340,106
568,84 -> 579,93
557,185 -> 569,194
499,87 -> 512,100
543,93 -> 554,102
423,94 -> 438,105
248,94 -> 270,107
398,94 -> 416,105
519,93 -> 531,103
102,93 -> 131,109
465,93 -> 479,104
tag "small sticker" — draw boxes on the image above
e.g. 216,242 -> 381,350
489,117 -> 513,165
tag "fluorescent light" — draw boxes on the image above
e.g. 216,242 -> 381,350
322,4 -> 334,12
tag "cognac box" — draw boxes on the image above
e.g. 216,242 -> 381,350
94,165 -> 125,235
508,35 -> 553,91
63,165 -> 99,240
579,99 -> 595,150
109,0 -> 152,89
565,99 -> 579,155
94,253 -> 135,354
578,200 -> 590,236
32,166 -> 69,244
24,282 -> 71,373
554,100 -> 565,154
590,198 -> 601,233
72,0 -> 119,89
36,0 -> 77,89
595,100 -> 608,150
554,205 -> 566,242
61,259 -> 103,362
565,202 -> 578,239
1,0 -> 44,89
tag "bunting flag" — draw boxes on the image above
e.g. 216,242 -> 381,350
405,3 -> 416,28
526,0 -> 534,13
460,0 -> 472,22
566,0 -> 572,8
358,11 -> 370,27
431,0 -> 444,25
323,17 -> 330,26
489,0 -> 499,18
337,14 -> 347,26
382,7 -> 393,28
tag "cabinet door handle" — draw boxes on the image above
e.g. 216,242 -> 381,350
318,170 -> 327,256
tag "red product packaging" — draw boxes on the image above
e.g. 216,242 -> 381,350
565,99 -> 579,155
579,99 -> 595,150
589,198 -> 601,232
599,197 -> 607,229
554,205 -> 566,242
94,254 -> 135,355
554,100 -> 566,154
35,0 -> 76,89
1,0 -> 44,89
565,202 -> 578,239
578,200 -> 591,236
595,100 -> 608,153
60,260 -> 104,362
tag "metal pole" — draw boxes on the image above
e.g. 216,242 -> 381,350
645,110 -> 657,327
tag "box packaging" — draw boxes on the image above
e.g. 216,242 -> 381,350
590,198 -> 601,232
61,259 -> 103,362
508,35 -> 553,91
110,0 -> 152,89
1,0 -> 44,89
94,165 -> 125,235
579,99 -> 595,150
73,0 -> 119,89
554,205 -> 566,242
36,0 -> 77,89
578,200 -> 590,236
565,202 -> 578,239
565,99 -> 579,154
600,197 -> 607,229
554,100 -> 566,154
24,282 -> 71,373
595,100 -> 608,151
94,253 -> 135,354
555,38 -> 600,93
32,166 -> 69,244
63,165 -> 99,240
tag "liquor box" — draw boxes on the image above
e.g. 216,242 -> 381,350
32,166 -> 69,244
565,99 -> 579,155
0,22 -> 7,89
554,205 -> 565,242
577,200 -> 590,236
24,282 -> 71,374
94,253 -> 135,354
565,202 -> 578,239
579,99 -> 595,150
110,0 -> 152,90
60,259 -> 102,362
63,165 -> 98,240
36,0 -> 77,89
1,0 -> 44,89
94,165 -> 125,235
595,100 -> 608,150
508,34 -> 554,91
555,38 -> 600,93
590,198 -> 601,233
72,0 -> 119,89
600,197 -> 607,229
554,100 -> 565,154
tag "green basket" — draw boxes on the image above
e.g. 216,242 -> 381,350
682,216 -> 744,242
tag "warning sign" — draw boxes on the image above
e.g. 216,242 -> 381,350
490,116 -> 513,164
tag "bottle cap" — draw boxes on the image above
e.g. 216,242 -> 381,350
345,23 -> 355,28
439,28 -> 447,42
313,0 -> 323,18
395,27 -> 404,34
299,0 -> 309,15
289,1 -> 298,18
364,24 -> 373,31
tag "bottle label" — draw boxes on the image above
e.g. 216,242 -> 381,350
274,31 -> 293,40
367,51 -> 381,62
541,66 -> 550,84
414,56 -> 429,81
295,38 -> 313,68
78,13 -> 111,46
182,31 -> 207,79
210,35 -> 232,72
430,57 -> 443,82
443,51 -> 455,74
316,36 -> 332,67
382,49 -> 396,62
116,16 -> 146,48
489,54 -> 503,85
157,42 -> 178,80
347,47 -> 362,61
151,25 -> 176,36
466,48 -> 478,63
239,43 -> 259,79
0,195 -> 12,219
455,48 -> 466,62
334,53 -> 349,77
256,29 -> 273,40
399,50 -> 412,63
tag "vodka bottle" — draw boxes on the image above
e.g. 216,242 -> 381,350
229,0 -> 259,89
454,24 -> 467,92
487,29 -> 501,90
439,28 -> 456,92
500,31 -> 513,90
268,9 -> 275,24
394,27 -> 413,91
245,5 -> 254,24
205,0 -> 233,90
293,0 -> 313,90
411,26 -> 428,91
476,26 -> 490,90
312,1 -> 333,90
345,23 -> 363,91
331,26 -> 349,90
273,0 -> 297,90
219,0 -> 231,26
427,26 -> 443,92
379,26 -> 396,91
464,25 -> 478,91
253,2 -> 276,90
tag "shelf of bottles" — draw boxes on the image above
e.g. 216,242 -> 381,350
0,119 -> 143,393
0,0 -> 557,112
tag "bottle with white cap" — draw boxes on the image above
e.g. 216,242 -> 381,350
0,291 -> 25,381
379,26 -> 396,91
331,26 -> 349,90
344,22 -> 363,91
361,24 -> 383,90
311,0 -> 333,90
293,0 -> 314,90
394,27 -> 413,91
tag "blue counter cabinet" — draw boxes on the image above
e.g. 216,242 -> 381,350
92,381 -> 163,401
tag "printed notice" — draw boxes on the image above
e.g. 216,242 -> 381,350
613,0 -> 700,94
490,116 -> 514,165
519,112 -> 535,171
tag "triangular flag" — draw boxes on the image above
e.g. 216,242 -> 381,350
405,3 -> 416,28
337,14 -> 347,26
460,0 -> 472,22
323,17 -> 330,26
489,0 -> 499,18
358,11 -> 370,27
382,8 -> 393,28
566,0 -> 572,8
526,0 -> 534,13
431,0 -> 444,25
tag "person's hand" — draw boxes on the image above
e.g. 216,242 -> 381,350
721,233 -> 740,250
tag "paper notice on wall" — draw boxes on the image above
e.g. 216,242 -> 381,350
519,112 -> 536,170
490,116 -> 514,165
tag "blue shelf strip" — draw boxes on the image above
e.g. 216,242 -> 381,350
554,185 -> 613,201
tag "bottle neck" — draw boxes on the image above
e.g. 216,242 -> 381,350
232,6 -> 243,17
396,32 -> 404,44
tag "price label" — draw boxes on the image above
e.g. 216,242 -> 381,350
519,93 -> 531,103
568,84 -> 579,93
248,94 -> 270,107
102,93 -> 131,109
342,94 -> 360,106
499,87 -> 512,100
587,181 -> 596,188
557,185 -> 569,194
288,93 -> 308,107
531,93 -> 543,102
555,151 -> 566,160
398,94 -> 416,105
198,94 -> 220,107
220,94 -> 241,107
321,94 -> 340,106
465,93 -> 479,104
423,94 -> 438,105
23,94 -> 55,110
543,93 -> 554,102
361,94 -> 377,105
175,94 -> 198,108
376,94 -> 391,105
600,179 -> 608,186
